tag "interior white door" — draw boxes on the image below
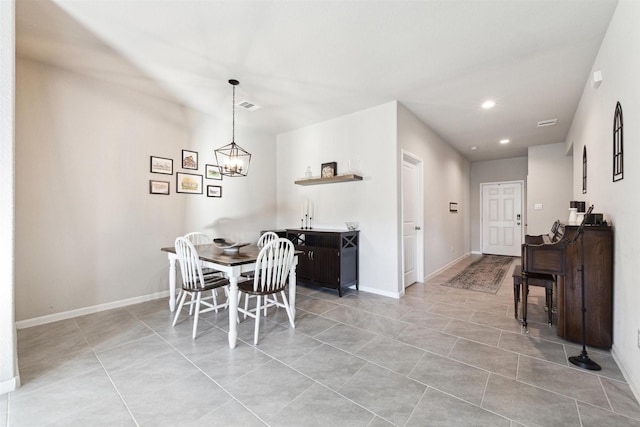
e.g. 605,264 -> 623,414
481,182 -> 523,256
402,159 -> 419,287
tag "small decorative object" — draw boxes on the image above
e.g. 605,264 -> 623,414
301,199 -> 314,229
150,156 -> 173,175
149,180 -> 169,195
305,166 -> 312,178
321,162 -> 337,178
182,150 -> 198,170
205,164 -> 223,180
207,185 -> 222,198
345,221 -> 359,231
449,202 -> 458,212
176,172 -> 203,194
568,207 -> 578,225
582,146 -> 587,194
613,101 -> 623,182
213,238 -> 249,254
214,79 -> 251,177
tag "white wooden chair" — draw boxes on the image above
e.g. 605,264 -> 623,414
241,231 -> 280,316
172,237 -> 230,339
237,238 -> 296,345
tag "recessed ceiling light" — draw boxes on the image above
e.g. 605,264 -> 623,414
481,100 -> 496,109
470,146 -> 478,150
500,139 -> 510,144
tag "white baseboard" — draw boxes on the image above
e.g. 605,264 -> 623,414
15,291 -> 170,329
470,250 -> 483,255
0,376 -> 19,395
611,344 -> 640,406
356,285 -> 401,299
423,252 -> 471,282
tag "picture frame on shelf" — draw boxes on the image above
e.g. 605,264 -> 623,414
150,156 -> 173,175
321,161 -> 337,178
149,180 -> 170,195
207,185 -> 222,198
205,164 -> 223,180
182,150 -> 198,170
176,172 -> 203,194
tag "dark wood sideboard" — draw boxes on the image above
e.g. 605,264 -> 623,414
557,225 -> 613,348
286,229 -> 359,296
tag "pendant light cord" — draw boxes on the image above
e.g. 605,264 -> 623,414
232,83 -> 235,143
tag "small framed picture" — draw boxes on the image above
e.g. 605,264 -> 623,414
207,185 -> 222,198
321,161 -> 337,178
205,164 -> 223,180
149,180 -> 170,195
449,202 -> 458,212
150,156 -> 173,175
182,150 -> 198,170
176,172 -> 203,194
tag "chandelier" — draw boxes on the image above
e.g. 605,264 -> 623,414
214,79 -> 251,177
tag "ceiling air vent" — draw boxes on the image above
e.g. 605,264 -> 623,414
537,119 -> 558,127
237,100 -> 260,111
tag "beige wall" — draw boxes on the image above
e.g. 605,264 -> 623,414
397,103 -> 471,279
565,0 -> 640,401
526,143 -> 573,235
469,157 -> 528,252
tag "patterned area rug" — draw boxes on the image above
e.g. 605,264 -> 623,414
441,255 -> 515,294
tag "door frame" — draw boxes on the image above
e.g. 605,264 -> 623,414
401,150 -> 424,293
479,180 -> 524,255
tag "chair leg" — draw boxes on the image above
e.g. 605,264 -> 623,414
212,288 -> 219,313
172,291 -> 188,326
254,295 -> 261,345
244,293 -> 250,319
280,291 -> 295,328
193,293 -> 201,339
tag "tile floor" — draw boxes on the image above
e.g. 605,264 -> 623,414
4,255 -> 640,426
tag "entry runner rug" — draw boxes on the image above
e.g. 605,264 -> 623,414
442,255 -> 514,294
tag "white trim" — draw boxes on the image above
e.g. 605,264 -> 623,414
16,291 -> 170,329
0,376 -> 19,395
423,252 -> 471,282
479,180 -> 525,256
400,149 -> 424,292
611,345 -> 640,409
356,285 -> 401,299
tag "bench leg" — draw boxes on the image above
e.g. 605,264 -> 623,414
546,287 -> 553,326
521,280 -> 528,329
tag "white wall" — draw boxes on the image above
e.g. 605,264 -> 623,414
14,58 -> 277,323
470,157 -> 528,252
526,143 -> 573,235
276,102 -> 399,296
0,0 -> 19,395
397,103 -> 470,278
564,0 -> 640,401
185,113 -> 277,243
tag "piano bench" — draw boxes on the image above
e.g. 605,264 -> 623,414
512,264 -> 555,326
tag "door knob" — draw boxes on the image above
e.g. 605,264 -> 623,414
415,226 -> 421,230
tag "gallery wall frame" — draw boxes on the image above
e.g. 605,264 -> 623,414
150,156 -> 173,175
207,185 -> 222,198
182,150 -> 198,170
176,172 -> 203,194
149,180 -> 170,195
205,164 -> 223,180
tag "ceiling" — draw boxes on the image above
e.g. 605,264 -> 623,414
16,0 -> 618,162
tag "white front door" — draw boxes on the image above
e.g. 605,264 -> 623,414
402,153 -> 422,287
481,182 -> 523,256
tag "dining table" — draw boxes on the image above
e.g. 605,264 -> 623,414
160,243 -> 298,348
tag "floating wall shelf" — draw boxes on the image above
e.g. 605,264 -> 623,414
294,174 -> 363,186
